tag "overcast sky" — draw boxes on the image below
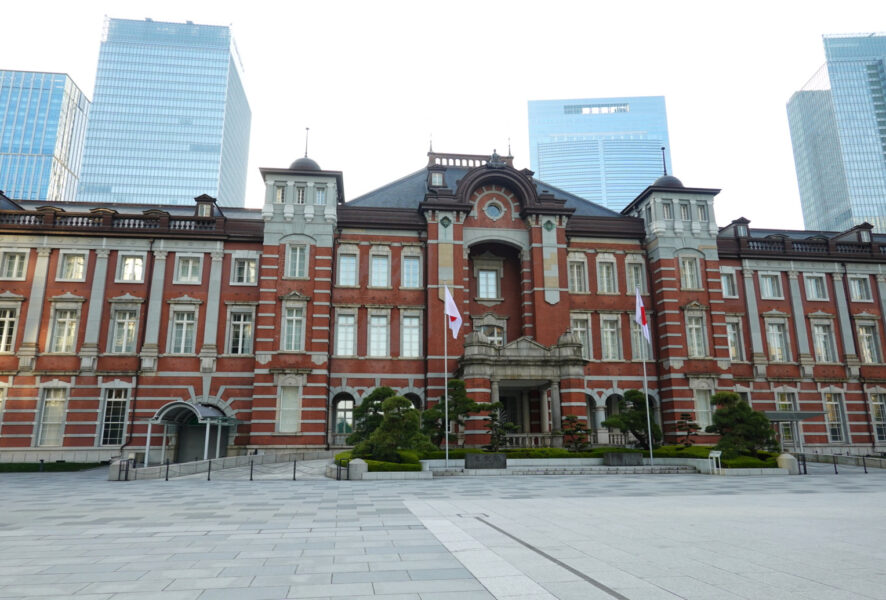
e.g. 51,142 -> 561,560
5,0 -> 886,229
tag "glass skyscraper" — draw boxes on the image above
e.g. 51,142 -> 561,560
0,71 -> 89,202
78,18 -> 251,207
787,33 -> 886,232
528,96 -> 672,211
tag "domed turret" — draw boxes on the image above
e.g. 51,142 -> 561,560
652,174 -> 684,188
289,156 -> 321,171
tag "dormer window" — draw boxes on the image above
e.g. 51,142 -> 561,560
197,203 -> 212,217
860,230 -> 871,243
736,224 -> 749,237
430,172 -> 444,187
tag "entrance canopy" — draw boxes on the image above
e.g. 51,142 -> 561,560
763,411 -> 824,423
148,401 -> 239,426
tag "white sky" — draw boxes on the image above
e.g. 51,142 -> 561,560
4,0 -> 886,229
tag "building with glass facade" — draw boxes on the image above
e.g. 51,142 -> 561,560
78,18 -> 251,207
0,71 -> 89,202
787,33 -> 886,232
528,96 -> 672,212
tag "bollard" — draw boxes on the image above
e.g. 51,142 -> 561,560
207,460 -> 212,481
833,454 -> 839,475
39,459 -> 44,472
863,456 -> 868,474
165,459 -> 170,481
293,459 -> 297,481
249,458 -> 254,481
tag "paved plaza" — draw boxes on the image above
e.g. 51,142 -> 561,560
0,461 -> 884,600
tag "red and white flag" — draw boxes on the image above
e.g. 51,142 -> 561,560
444,286 -> 462,339
635,288 -> 650,343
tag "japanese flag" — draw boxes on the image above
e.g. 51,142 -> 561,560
635,288 -> 650,343
444,286 -> 462,339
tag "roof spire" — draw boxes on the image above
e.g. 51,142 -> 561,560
507,137 -> 512,156
304,127 -> 310,158
429,133 -> 433,153
661,146 -> 668,176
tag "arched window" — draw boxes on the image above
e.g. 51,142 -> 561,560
334,395 -> 355,434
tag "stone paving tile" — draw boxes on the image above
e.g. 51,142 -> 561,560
198,586 -> 291,600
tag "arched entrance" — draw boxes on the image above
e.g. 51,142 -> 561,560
331,393 -> 355,446
145,401 -> 238,466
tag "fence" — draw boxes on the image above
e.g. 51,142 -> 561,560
110,450 -> 332,481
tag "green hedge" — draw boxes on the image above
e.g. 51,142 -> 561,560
0,462 -> 103,473
364,460 -> 423,472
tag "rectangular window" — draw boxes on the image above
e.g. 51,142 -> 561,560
627,262 -> 645,294
50,309 -> 78,353
568,259 -> 587,293
402,255 -> 420,288
282,307 -> 305,351
368,315 -> 388,357
402,315 -> 421,358
0,308 -> 17,352
805,274 -> 828,300
686,314 -> 706,358
871,393 -> 886,442
38,389 -> 66,446
572,315 -> 591,359
696,204 -> 708,221
601,317 -> 621,361
296,187 -> 306,205
118,254 -> 145,282
232,258 -> 257,284
336,314 -> 356,355
338,253 -> 357,286
289,245 -> 307,278
275,185 -> 286,203
229,311 -> 254,355
278,386 -> 302,433
370,255 -> 389,287
849,276 -> 872,301
680,203 -> 691,221
0,251 -> 26,279
111,309 -> 137,353
858,324 -> 881,364
662,202 -> 673,220
812,322 -> 837,362
175,256 -> 202,284
58,253 -> 86,281
171,310 -> 196,354
478,269 -> 498,299
100,389 -> 128,446
726,320 -> 743,360
776,391 -> 796,412
694,390 -> 712,429
597,261 -> 616,294
680,257 -> 700,289
824,393 -> 845,443
631,320 -> 649,360
721,271 -> 738,298
766,321 -> 789,362
759,273 -> 782,299
315,188 -> 326,205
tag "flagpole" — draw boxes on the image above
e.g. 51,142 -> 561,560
637,287 -> 654,467
443,303 -> 449,468
642,354 -> 654,466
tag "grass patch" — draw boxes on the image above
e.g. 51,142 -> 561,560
0,462 -> 103,473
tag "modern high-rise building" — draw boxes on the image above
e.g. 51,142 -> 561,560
78,18 -> 251,207
528,96 -> 672,211
787,33 -> 886,232
0,70 -> 89,202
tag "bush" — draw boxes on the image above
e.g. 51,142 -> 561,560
722,455 -> 778,469
364,460 -> 423,472
352,395 -> 436,462
601,389 -> 662,449
420,448 -> 485,460
706,391 -> 778,457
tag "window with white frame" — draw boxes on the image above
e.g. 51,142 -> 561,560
805,274 -> 828,300
627,260 -> 645,294
369,250 -> 390,288
231,257 -> 257,285
228,308 -> 254,355
335,398 -> 354,433
759,272 -> 783,299
57,251 -> 87,281
282,305 -> 306,352
720,269 -> 738,298
295,187 -> 306,205
571,314 -> 591,359
631,320 -> 649,360
197,203 -> 212,217
0,250 -> 26,279
477,324 -> 504,346
823,392 -> 846,442
601,316 -> 621,361
680,203 -> 691,221
110,309 -> 138,354
401,314 -> 421,358
0,307 -> 18,353
38,388 -> 66,446
50,307 -> 79,353
401,253 -> 421,289
857,323 -> 881,364
849,275 -> 873,301
100,388 -> 128,446
288,245 -> 308,279
662,201 -> 673,220
679,256 -> 701,289
694,389 -> 713,428
696,203 -> 708,221
597,254 -> 617,294
725,319 -> 743,360
567,254 -> 588,293
315,187 -> 326,205
169,308 -> 197,354
766,320 -> 790,362
277,385 -> 302,433
685,313 -> 706,358
812,321 -> 837,362
335,313 -> 356,355
274,184 -> 286,203
870,393 -> 886,442
775,390 -> 796,442
431,172 -> 444,187
337,248 -> 358,286
174,255 -> 202,284
478,269 -> 499,299
368,314 -> 389,357
117,253 -> 145,282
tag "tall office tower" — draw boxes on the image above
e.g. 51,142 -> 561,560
0,71 -> 89,202
787,34 -> 886,232
528,96 -> 672,211
79,18 -> 251,207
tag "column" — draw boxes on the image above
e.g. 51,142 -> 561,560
521,390 -> 530,433
550,382 -> 562,447
540,390 -> 550,434
200,251 -> 224,373
788,271 -> 814,377
742,266 -> 766,376
491,380 -> 499,404
832,273 -> 859,366
140,250 -> 168,372
80,249 -> 110,371
18,248 -> 52,370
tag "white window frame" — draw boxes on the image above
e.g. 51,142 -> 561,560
804,274 -> 828,301
369,247 -> 391,288
571,313 -> 592,360
56,250 -> 88,282
109,306 -> 139,354
600,315 -> 622,361
0,249 -> 27,280
696,203 -> 708,222
335,310 -> 357,356
401,312 -> 422,358
694,389 -> 713,429
474,255 -> 503,302
0,302 -> 20,353
478,269 -> 499,299
870,392 -> 886,443
596,254 -> 617,294
567,253 -> 588,293
99,387 -> 129,446
173,254 -> 203,285
811,319 -> 838,363
226,306 -> 255,355
400,250 -> 422,289
367,311 -> 390,357
857,321 -> 881,364
630,320 -> 649,361
720,269 -> 738,298
116,252 -> 146,283
662,201 -> 673,220
274,184 -> 286,204
759,272 -> 783,300
314,186 -> 327,206
277,384 -> 302,433
295,186 -> 306,205
849,275 -> 873,302
230,255 -> 258,286
48,300 -> 83,354
679,256 -> 701,290
166,301 -> 200,355
765,318 -> 791,362
287,244 -> 309,279
685,312 -> 707,358
823,391 -> 847,443
281,302 -> 307,352
679,202 -> 691,221
37,387 -> 67,447
725,318 -> 744,361
336,246 -> 359,287
626,258 -> 646,295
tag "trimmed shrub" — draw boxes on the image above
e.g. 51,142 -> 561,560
365,460 -> 423,472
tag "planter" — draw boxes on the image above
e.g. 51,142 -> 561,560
603,452 -> 643,466
465,453 -> 507,469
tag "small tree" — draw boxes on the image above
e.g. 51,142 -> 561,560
560,415 -> 591,452
601,389 -> 662,449
420,379 -> 478,447
347,386 -> 395,446
676,412 -> 701,447
484,401 -> 518,452
705,391 -> 778,457
352,395 -> 436,462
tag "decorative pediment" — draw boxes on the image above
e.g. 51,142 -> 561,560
762,309 -> 790,318
854,311 -> 880,320
681,300 -> 708,311
166,294 -> 202,305
0,291 -> 25,302
49,292 -> 85,303
501,336 -> 551,357
807,310 -> 834,319
279,290 -> 311,302
109,293 -> 144,304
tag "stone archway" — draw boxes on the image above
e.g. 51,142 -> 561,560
147,401 -> 237,465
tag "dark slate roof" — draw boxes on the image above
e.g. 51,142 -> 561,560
14,199 -> 261,219
346,166 -> 620,217
738,227 -> 886,243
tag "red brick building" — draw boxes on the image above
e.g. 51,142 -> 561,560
0,151 -> 884,463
